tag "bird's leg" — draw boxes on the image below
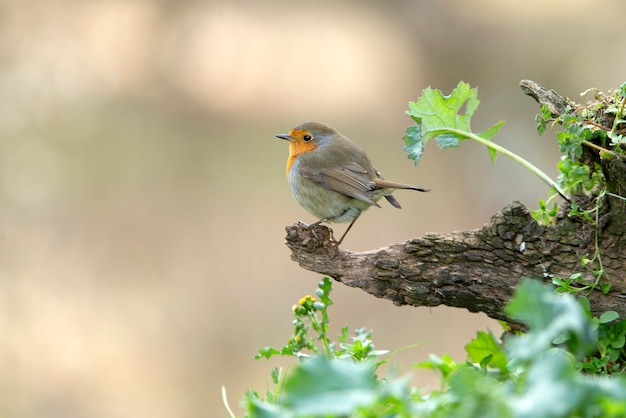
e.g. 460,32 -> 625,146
309,218 -> 329,227
333,211 -> 361,246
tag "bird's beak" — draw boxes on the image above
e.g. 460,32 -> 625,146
276,133 -> 292,141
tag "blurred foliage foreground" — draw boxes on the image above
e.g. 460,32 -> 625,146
228,277 -> 626,417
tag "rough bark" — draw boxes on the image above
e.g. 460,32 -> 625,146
284,80 -> 626,322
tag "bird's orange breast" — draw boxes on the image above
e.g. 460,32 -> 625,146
285,129 -> 318,176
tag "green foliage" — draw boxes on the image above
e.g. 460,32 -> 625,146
531,84 -> 626,224
255,278 -> 388,363
539,106 -> 626,373
241,278 -> 411,417
233,279 -> 626,417
572,294 -> 626,375
505,279 -> 596,360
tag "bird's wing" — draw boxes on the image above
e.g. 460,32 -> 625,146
299,161 -> 380,207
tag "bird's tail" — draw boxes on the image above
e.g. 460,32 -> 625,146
374,178 -> 431,193
375,179 -> 430,209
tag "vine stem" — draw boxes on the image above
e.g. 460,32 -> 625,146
435,128 -> 570,202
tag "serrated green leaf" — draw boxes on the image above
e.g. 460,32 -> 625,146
404,81 -> 513,171
406,81 -> 478,146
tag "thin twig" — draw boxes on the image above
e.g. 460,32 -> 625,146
582,140 -> 617,156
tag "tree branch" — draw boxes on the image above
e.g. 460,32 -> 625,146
519,79 -> 573,116
285,202 -> 625,321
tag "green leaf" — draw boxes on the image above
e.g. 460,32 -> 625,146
315,277 -> 333,306
446,367 -> 513,418
403,124 -> 424,164
248,399 -> 293,418
280,356 -> 377,415
505,279 -> 596,360
406,81 -> 478,144
608,130 -> 625,145
478,121 -> 506,163
509,349 -> 582,418
599,311 -> 619,324
479,353 -> 494,369
535,104 -> 552,136
404,81 -> 505,165
465,330 -> 508,372
610,334 -> 625,350
256,346 -> 282,359
414,353 -> 458,379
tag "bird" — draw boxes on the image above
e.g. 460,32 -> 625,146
276,121 -> 429,245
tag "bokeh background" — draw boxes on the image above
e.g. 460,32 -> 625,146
1,0 -> 625,416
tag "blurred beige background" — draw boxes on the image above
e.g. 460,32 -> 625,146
1,0 -> 625,416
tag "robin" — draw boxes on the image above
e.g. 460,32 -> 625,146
277,121 -> 430,245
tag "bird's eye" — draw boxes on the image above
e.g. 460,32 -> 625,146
303,134 -> 312,142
